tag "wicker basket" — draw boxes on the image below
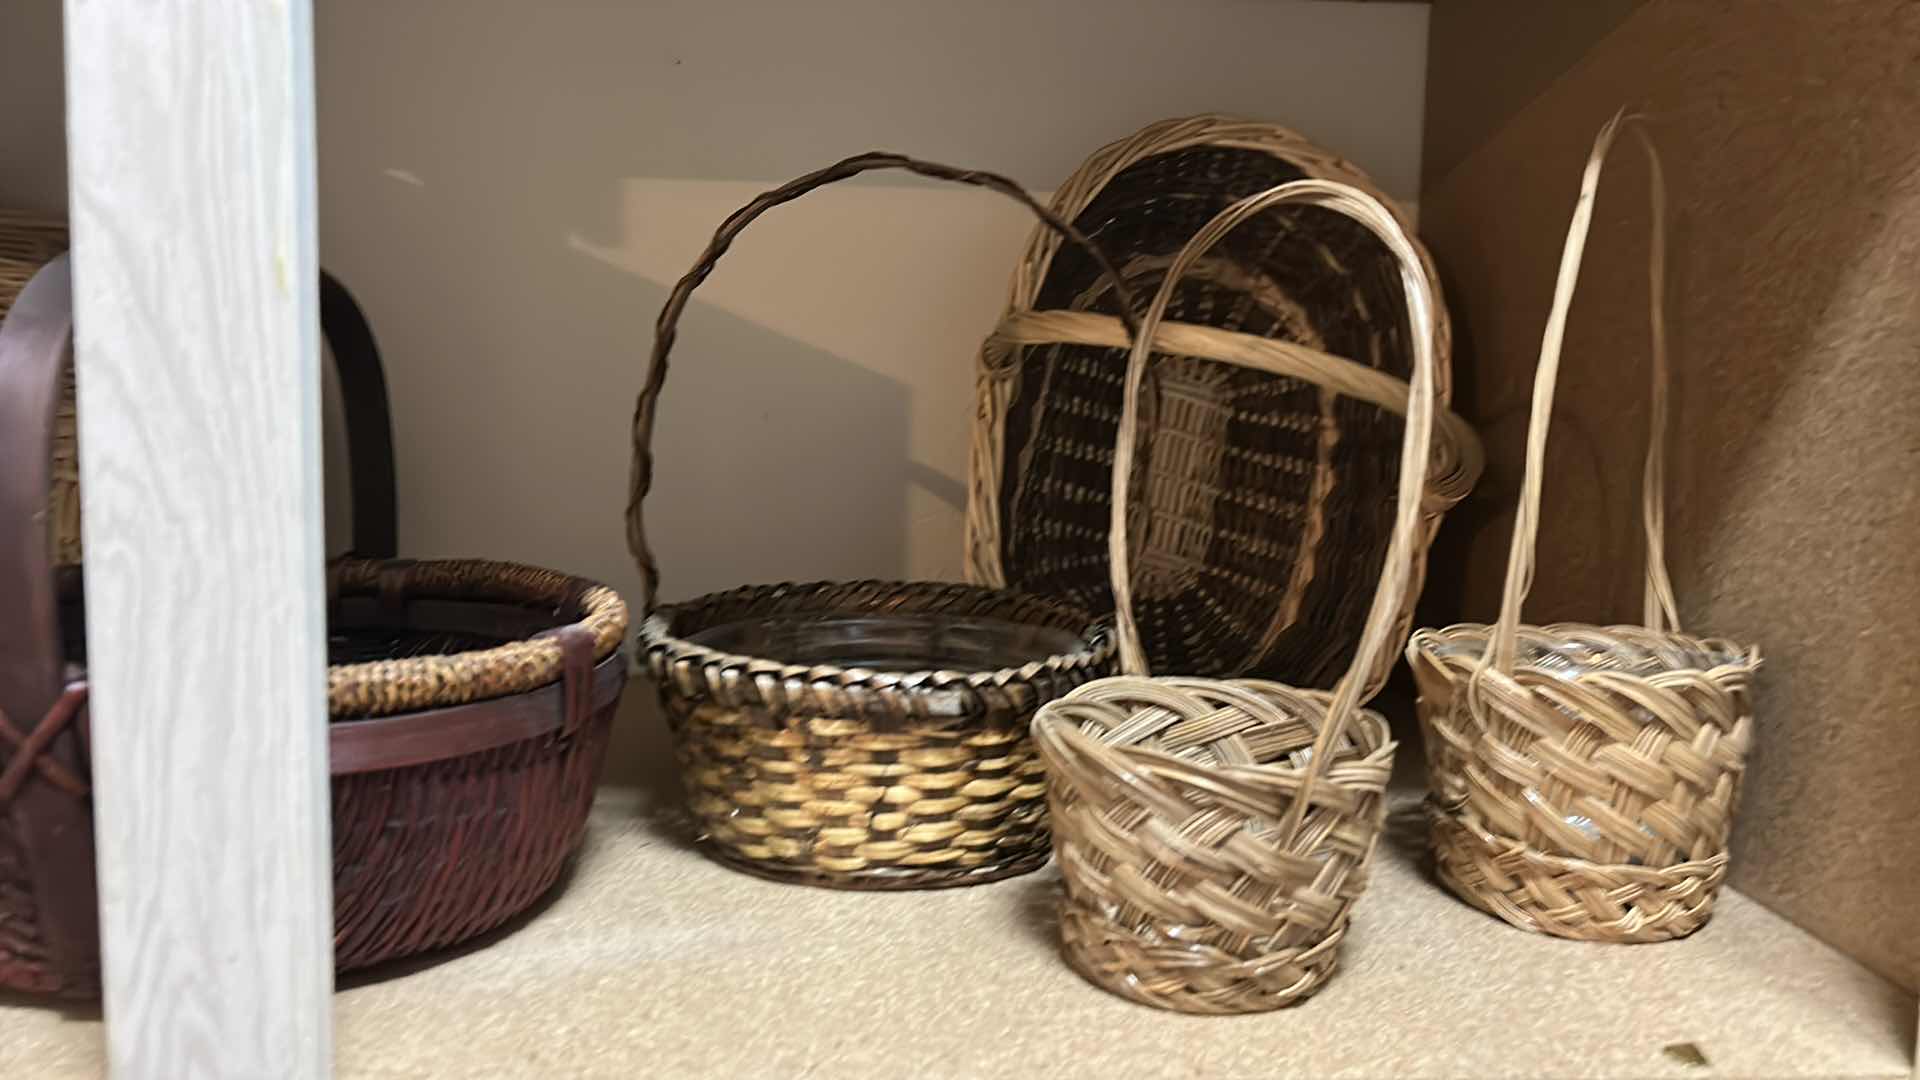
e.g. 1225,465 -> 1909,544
967,115 -> 1482,690
0,240 -> 630,996
1032,180 -> 1441,1013
629,155 -> 1123,889
1408,114 -> 1759,944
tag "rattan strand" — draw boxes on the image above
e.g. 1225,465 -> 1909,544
1406,112 -> 1760,944
1034,179 -> 1440,1013
967,115 -> 1482,689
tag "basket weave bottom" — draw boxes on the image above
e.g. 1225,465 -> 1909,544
696,838 -> 1048,891
1429,805 -> 1728,943
1056,896 -> 1345,1015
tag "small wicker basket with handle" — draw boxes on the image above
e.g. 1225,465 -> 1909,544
967,115 -> 1481,691
629,155 -> 1126,889
1032,178 -> 1441,1014
1407,113 -> 1760,944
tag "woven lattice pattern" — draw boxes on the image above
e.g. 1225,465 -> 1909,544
1037,678 -> 1394,1013
1410,624 -> 1757,942
644,581 -> 1112,888
969,116 -> 1479,690
332,704 -> 613,971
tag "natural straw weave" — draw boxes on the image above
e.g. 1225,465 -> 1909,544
968,115 -> 1481,690
1034,179 -> 1440,1013
1407,113 -> 1759,944
628,155 -> 1120,889
0,213 -> 77,567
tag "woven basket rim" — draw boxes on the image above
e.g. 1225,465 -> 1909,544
639,579 -> 1113,704
1409,621 -> 1760,679
327,557 -> 629,716
1033,676 -> 1395,785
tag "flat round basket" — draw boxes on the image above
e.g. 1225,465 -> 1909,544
0,238 -> 630,996
968,115 -> 1481,689
627,155 -> 1124,889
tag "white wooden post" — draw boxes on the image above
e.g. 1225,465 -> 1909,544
62,2 -> 333,1076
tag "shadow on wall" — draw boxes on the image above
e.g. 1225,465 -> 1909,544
307,0 -> 1433,615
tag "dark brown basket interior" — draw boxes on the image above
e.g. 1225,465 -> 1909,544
687,612 -> 1085,674
999,144 -> 1416,684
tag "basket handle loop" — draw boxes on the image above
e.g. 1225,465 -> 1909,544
626,152 -> 1142,614
1485,110 -> 1675,674
1106,180 -> 1439,840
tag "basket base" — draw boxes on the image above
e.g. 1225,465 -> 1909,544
1056,899 -> 1344,1014
694,838 -> 1048,891
1428,805 -> 1727,943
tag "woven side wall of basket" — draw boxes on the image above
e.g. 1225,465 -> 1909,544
627,155 -> 1124,889
1407,113 -> 1759,944
967,115 -> 1482,690
0,213 -> 78,567
1034,178 -> 1441,1014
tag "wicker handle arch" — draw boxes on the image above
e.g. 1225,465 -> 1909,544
1485,111 -> 1674,674
1104,179 -> 1440,837
625,152 -> 1142,614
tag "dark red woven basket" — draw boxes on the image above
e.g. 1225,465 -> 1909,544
0,245 -> 628,997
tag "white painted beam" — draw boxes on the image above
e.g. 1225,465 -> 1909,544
62,1 -> 332,1076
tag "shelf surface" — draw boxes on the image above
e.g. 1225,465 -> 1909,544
4,774 -> 1912,1080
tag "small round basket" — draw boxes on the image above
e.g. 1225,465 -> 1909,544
628,155 -> 1125,889
967,115 -> 1482,690
1407,114 -> 1758,944
1034,180 -> 1441,1013
0,238 -> 629,996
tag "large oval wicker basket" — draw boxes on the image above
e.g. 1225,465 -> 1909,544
967,115 -> 1482,690
1033,179 -> 1440,1014
628,155 -> 1124,889
1407,115 -> 1759,944
0,233 -> 629,997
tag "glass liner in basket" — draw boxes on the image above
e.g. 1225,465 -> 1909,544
1406,112 -> 1760,943
1031,180 -> 1442,1014
626,155 -> 1135,890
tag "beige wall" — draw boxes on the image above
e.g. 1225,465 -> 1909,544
1421,0 -> 1920,992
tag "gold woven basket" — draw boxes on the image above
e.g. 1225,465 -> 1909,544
967,115 -> 1481,691
1407,114 -> 1759,944
628,155 -> 1128,889
1032,178 -> 1441,1013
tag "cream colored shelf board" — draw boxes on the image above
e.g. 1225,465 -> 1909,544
4,782 -> 1910,1079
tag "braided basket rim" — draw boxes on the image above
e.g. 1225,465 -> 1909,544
328,557 -> 629,717
640,579 -> 1113,716
1408,621 -> 1761,680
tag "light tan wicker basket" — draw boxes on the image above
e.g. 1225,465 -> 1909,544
1407,113 -> 1760,944
1032,179 -> 1440,1013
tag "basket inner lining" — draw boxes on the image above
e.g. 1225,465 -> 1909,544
685,613 -> 1084,674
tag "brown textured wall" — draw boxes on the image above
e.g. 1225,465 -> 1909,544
1420,0 -> 1920,991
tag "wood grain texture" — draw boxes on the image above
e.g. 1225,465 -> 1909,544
62,1 -> 333,1076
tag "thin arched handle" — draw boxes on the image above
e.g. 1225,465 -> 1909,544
1485,111 -> 1675,674
1104,181 -> 1440,845
625,152 -> 1142,614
